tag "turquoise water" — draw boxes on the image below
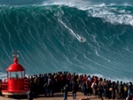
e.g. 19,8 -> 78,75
0,0 -> 133,82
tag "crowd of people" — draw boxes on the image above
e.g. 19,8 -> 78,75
27,71 -> 133,100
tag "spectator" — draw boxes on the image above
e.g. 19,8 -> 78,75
63,84 -> 68,100
27,89 -> 33,100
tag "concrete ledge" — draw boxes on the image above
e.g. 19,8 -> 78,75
2,91 -> 28,96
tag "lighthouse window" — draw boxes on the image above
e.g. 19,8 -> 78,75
7,72 -> 11,78
15,72 -> 22,78
10,72 -> 16,78
9,71 -> 24,78
21,71 -> 24,78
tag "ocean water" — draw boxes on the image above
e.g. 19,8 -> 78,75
0,0 -> 133,82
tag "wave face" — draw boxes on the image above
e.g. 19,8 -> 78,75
0,0 -> 133,81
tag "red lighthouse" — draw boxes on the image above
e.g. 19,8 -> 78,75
1,53 -> 29,96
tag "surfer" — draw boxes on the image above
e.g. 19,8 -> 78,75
80,37 -> 83,42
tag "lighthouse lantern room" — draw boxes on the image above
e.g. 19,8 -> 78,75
1,52 -> 29,96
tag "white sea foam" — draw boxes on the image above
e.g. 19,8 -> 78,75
85,5 -> 133,26
43,0 -> 133,26
43,0 -> 91,8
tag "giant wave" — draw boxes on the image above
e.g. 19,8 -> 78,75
0,0 -> 133,82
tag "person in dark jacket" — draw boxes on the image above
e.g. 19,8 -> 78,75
97,84 -> 104,100
72,81 -> 78,99
27,89 -> 33,100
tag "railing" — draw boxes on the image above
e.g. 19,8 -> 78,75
2,79 -> 8,90
24,78 -> 29,91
